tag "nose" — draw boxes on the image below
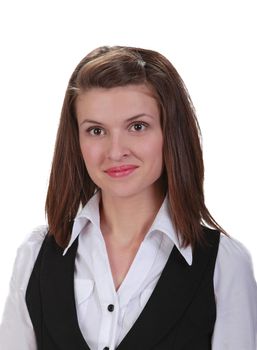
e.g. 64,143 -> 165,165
106,132 -> 130,161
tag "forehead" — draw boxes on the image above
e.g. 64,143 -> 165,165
75,84 -> 159,120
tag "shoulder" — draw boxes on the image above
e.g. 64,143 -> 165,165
214,233 -> 257,295
17,225 -> 48,265
0,227 -> 47,348
213,234 -> 257,347
11,225 -> 48,291
216,233 -> 254,273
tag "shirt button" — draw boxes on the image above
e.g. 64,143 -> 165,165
103,347 -> 109,350
107,304 -> 114,312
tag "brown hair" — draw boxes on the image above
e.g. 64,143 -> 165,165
46,45 -> 227,248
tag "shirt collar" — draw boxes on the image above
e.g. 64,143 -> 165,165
63,192 -> 193,265
147,195 -> 193,265
63,191 -> 101,255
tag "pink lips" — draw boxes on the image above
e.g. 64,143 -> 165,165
105,165 -> 138,178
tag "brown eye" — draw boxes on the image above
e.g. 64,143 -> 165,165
87,127 -> 105,136
129,122 -> 148,132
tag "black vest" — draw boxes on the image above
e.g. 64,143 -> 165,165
26,227 -> 220,350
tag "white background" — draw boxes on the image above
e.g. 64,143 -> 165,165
0,0 -> 256,317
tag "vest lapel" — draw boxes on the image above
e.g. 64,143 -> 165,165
117,235 -> 216,349
40,236 -> 91,350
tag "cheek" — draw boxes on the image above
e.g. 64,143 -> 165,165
80,141 -> 102,167
137,135 -> 163,170
145,134 -> 163,160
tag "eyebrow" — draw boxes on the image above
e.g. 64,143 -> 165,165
79,113 -> 154,127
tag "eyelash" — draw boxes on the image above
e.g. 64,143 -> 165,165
86,122 -> 149,136
129,122 -> 148,132
86,127 -> 105,136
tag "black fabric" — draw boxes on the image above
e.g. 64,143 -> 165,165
26,226 -> 220,350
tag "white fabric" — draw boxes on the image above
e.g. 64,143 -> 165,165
0,193 -> 257,350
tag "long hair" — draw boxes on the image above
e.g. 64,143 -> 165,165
46,46 -> 226,248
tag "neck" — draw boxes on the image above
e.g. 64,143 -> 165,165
100,186 -> 165,247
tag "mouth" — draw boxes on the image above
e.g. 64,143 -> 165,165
105,165 -> 139,178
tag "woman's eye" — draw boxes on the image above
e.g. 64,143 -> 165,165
87,127 -> 105,136
129,122 -> 148,132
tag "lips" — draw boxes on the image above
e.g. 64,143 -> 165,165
105,165 -> 138,178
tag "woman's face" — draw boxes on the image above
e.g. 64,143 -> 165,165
76,84 -> 164,200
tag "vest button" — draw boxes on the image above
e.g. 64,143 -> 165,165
107,304 -> 114,312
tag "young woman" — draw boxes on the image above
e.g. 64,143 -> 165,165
0,46 -> 256,350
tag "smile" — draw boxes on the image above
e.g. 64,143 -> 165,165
105,165 -> 139,178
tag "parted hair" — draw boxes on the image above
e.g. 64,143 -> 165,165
46,45 -> 226,248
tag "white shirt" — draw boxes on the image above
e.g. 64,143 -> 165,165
0,193 -> 257,350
